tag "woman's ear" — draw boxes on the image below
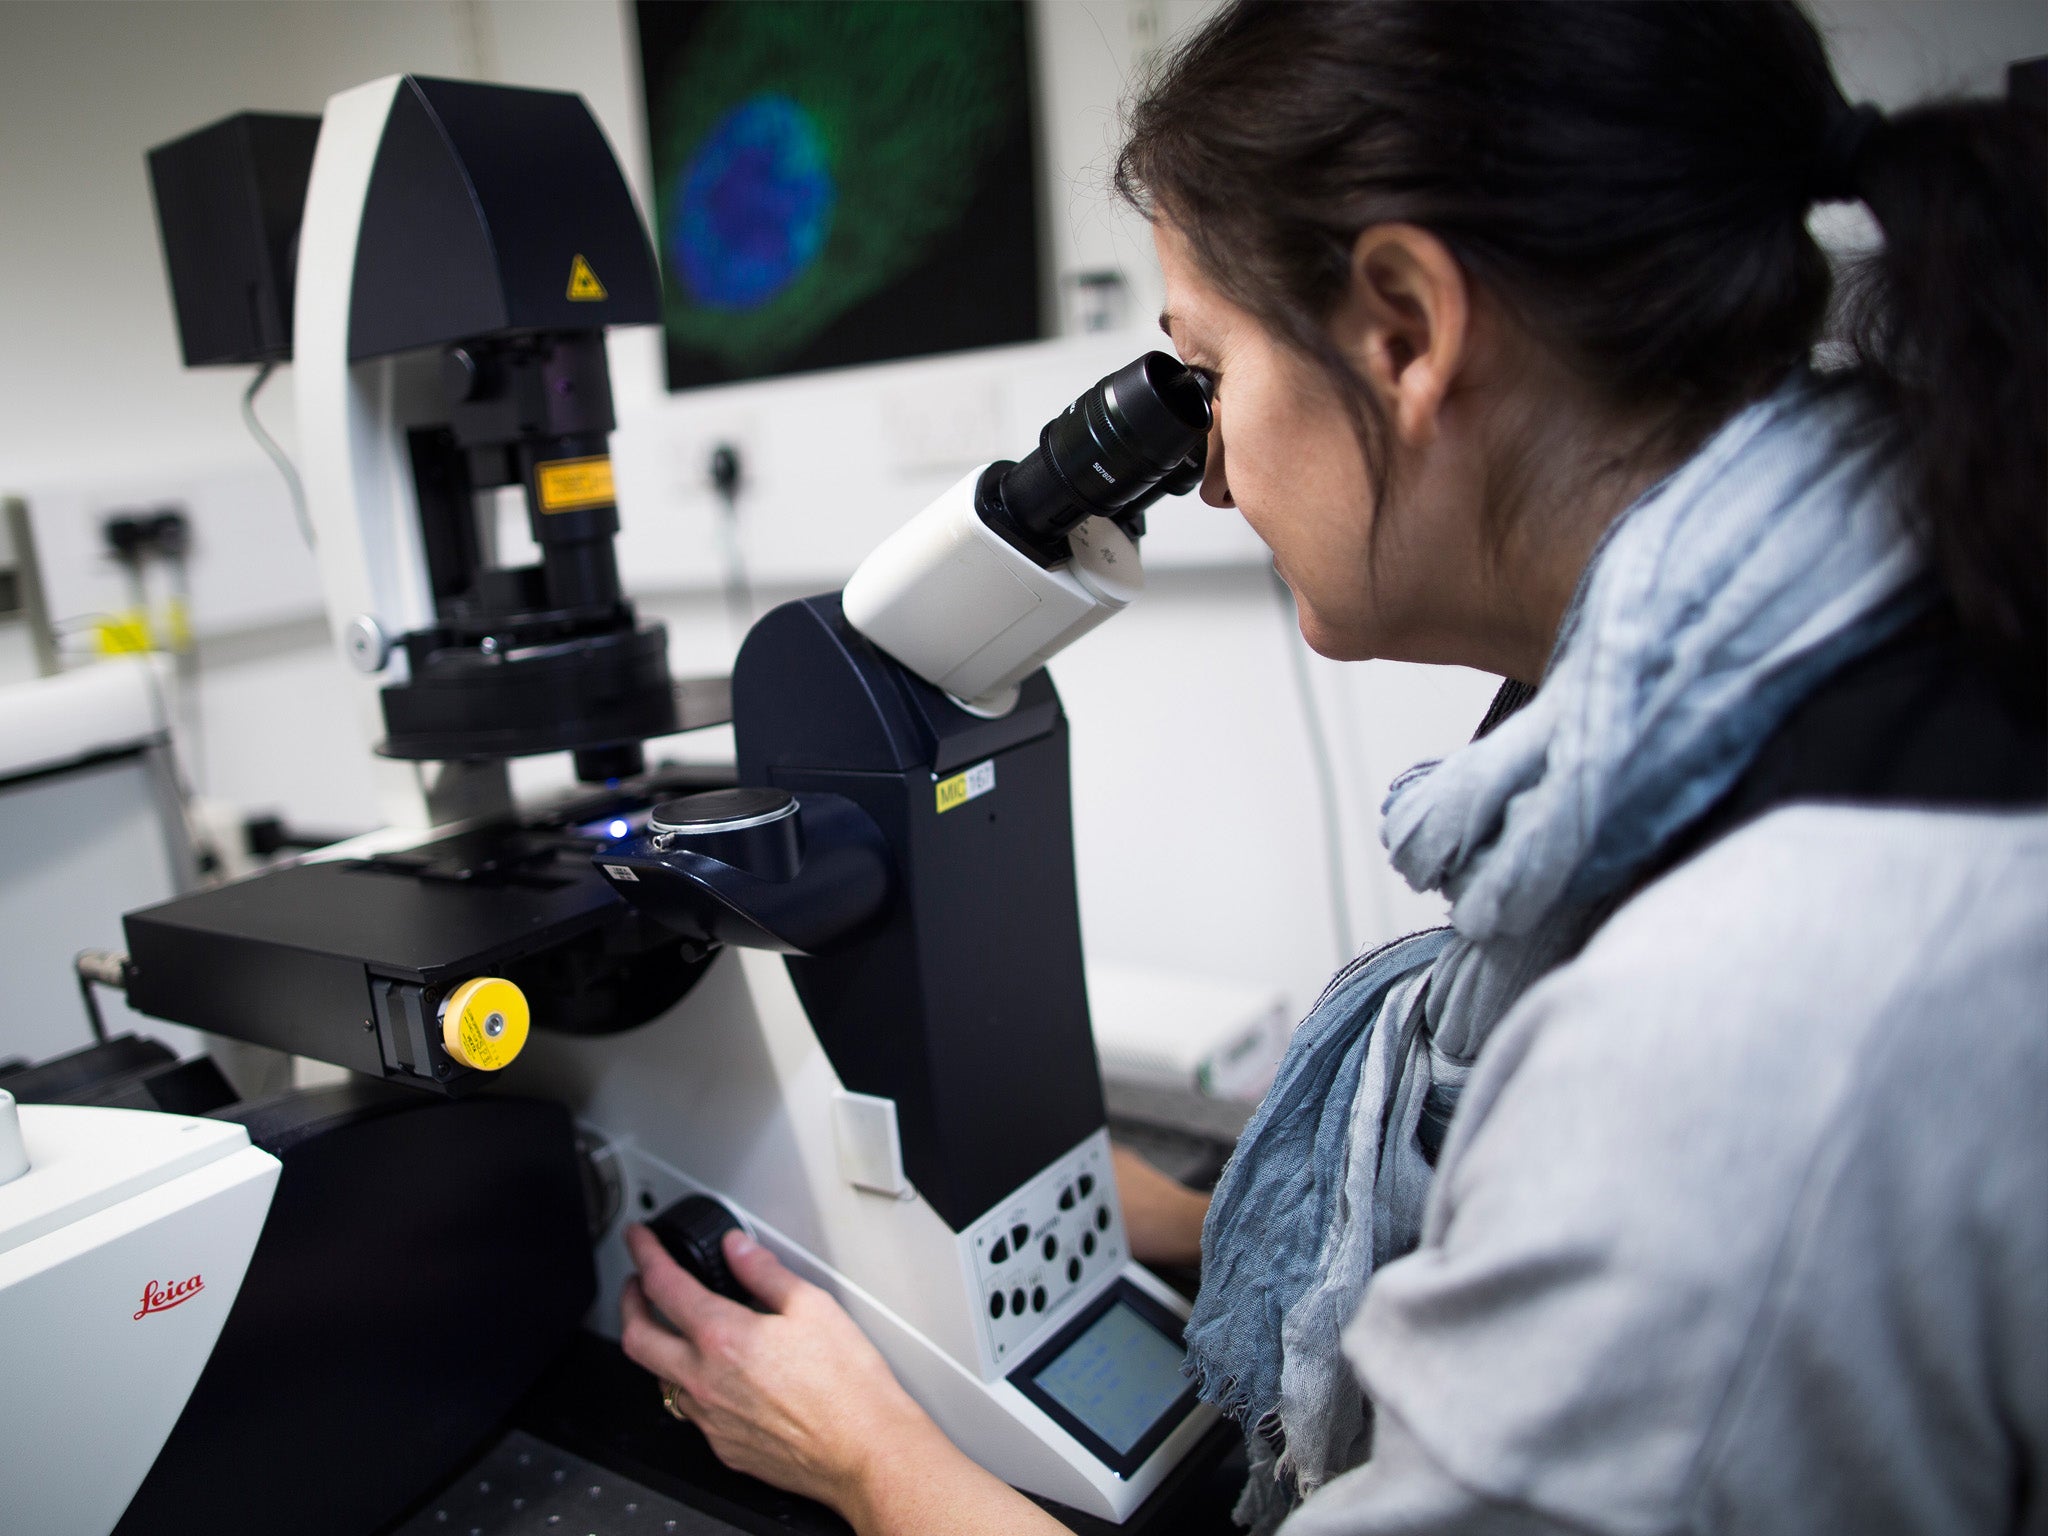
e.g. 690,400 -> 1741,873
1337,225 -> 1470,448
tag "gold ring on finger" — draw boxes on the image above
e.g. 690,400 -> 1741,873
660,1379 -> 691,1423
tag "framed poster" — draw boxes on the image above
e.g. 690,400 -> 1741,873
634,0 -> 1042,391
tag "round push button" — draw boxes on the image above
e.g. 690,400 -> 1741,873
1011,1288 -> 1026,1316
1095,1205 -> 1111,1231
990,1291 -> 1005,1319
1066,1257 -> 1081,1284
1042,1234 -> 1057,1261
1082,1231 -> 1096,1257
1031,1286 -> 1047,1313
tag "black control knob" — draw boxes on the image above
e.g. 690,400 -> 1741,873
646,1194 -> 755,1307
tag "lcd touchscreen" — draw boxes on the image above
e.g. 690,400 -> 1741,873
1028,1298 -> 1189,1456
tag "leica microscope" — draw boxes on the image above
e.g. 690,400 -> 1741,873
69,70 -> 1223,1534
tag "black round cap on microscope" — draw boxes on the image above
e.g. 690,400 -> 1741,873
649,786 -> 795,832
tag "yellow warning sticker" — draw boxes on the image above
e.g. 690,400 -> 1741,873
935,759 -> 997,814
567,253 -> 608,301
95,610 -> 153,656
536,455 -> 616,513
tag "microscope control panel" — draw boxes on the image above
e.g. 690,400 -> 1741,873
961,1130 -> 1125,1378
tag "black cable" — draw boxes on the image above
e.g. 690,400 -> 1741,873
162,544 -> 207,794
77,972 -> 108,1043
242,362 -> 314,548
74,952 -> 129,1043
709,444 -> 755,645
130,652 -> 211,871
1270,565 -> 1355,962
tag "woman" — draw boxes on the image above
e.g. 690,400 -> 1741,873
619,3 -> 2047,1531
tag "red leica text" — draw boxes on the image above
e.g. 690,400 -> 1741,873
134,1274 -> 205,1319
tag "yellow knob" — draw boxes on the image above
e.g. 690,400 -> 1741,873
439,976 -> 529,1072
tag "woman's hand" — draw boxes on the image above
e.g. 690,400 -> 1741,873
620,1224 -> 1066,1535
1112,1143 -> 1212,1268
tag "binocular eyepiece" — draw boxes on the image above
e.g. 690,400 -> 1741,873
978,352 -> 1212,562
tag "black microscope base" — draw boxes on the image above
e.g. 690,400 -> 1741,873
390,1332 -> 1244,1536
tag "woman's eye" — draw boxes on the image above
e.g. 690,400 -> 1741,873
1191,366 -> 1220,398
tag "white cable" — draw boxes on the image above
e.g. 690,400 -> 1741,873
241,363 -> 315,548
1271,565 -> 1356,963
715,501 -> 755,645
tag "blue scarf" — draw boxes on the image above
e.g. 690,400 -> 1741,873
1183,376 -> 1921,1523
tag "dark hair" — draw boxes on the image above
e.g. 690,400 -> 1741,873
1117,0 -> 2045,698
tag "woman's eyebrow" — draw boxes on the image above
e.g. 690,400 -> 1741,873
1158,310 -> 1176,338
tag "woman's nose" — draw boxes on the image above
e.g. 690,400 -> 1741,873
1199,424 -> 1233,508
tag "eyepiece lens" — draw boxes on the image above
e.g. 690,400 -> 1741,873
992,352 -> 1213,548
1123,352 -> 1213,436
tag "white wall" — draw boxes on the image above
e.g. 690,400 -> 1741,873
1,0 -> 2041,1020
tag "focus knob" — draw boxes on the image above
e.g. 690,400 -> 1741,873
647,1194 -> 755,1307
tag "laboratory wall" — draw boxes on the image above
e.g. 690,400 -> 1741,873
1,0 -> 2042,1022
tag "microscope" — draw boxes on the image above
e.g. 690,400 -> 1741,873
38,71 -> 1222,1534
560,342 -> 1214,1515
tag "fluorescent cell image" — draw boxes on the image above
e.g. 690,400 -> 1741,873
635,0 -> 1041,390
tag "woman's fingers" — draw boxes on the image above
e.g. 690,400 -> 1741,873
720,1228 -> 806,1312
619,1274 -> 699,1385
616,1228 -> 962,1516
624,1222 -> 754,1343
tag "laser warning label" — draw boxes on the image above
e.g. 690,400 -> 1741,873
567,253 -> 608,301
536,455 -> 616,513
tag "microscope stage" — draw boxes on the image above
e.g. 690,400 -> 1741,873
122,801 -> 717,1090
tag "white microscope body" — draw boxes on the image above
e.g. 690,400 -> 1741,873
125,69 -> 1224,1525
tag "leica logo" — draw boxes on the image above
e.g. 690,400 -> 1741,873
133,1274 -> 204,1320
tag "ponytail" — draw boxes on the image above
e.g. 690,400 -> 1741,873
1836,96 -> 2046,702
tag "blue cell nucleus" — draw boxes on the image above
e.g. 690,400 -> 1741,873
671,94 -> 835,311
